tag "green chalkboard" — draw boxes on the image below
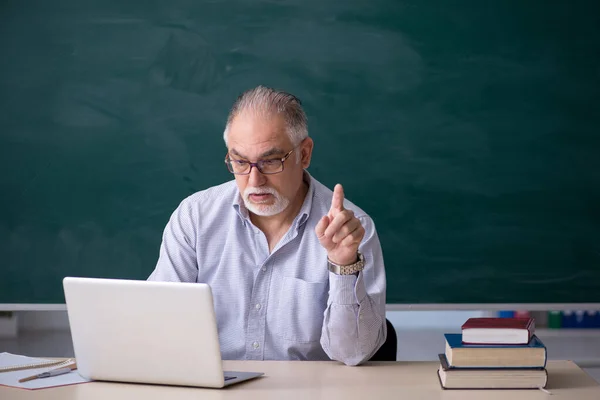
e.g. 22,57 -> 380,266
1,0 -> 599,304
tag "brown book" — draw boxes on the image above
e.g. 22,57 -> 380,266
437,354 -> 548,390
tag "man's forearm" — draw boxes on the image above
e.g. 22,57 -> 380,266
320,273 -> 386,366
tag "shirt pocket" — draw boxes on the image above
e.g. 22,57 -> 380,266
273,276 -> 328,343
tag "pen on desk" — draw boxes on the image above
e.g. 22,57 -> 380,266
18,363 -> 78,383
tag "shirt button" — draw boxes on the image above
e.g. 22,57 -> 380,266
253,341 -> 259,349
261,267 -> 266,272
255,304 -> 261,310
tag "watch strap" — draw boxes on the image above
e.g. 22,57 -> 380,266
327,252 -> 365,275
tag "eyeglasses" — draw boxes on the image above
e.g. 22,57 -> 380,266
225,147 -> 297,175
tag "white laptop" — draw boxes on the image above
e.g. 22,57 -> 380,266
63,277 -> 263,388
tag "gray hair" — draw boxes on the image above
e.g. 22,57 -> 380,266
223,86 -> 308,147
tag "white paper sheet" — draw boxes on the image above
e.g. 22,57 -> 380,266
0,352 -> 90,390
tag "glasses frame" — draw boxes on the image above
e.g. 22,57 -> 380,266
224,146 -> 298,175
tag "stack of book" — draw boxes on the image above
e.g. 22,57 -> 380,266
437,317 -> 548,390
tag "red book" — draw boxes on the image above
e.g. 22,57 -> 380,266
461,317 -> 535,345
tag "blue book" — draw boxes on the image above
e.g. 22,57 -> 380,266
497,310 -> 515,318
444,333 -> 547,368
584,311 -> 600,328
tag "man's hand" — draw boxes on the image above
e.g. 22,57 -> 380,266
315,184 -> 365,266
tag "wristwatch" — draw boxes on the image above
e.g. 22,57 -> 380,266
327,252 -> 365,275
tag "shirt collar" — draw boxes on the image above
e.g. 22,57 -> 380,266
232,170 -> 314,230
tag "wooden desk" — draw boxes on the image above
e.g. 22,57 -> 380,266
2,360 -> 599,399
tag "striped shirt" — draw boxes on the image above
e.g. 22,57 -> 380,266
148,172 -> 386,366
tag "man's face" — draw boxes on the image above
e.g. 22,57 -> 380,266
226,112 -> 312,217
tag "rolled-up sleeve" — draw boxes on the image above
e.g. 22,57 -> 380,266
320,215 -> 387,366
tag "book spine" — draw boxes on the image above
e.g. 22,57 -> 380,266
548,311 -> 562,329
497,310 -> 514,318
588,311 -> 600,328
575,310 -> 585,328
562,310 -> 574,327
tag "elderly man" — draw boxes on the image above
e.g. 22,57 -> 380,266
148,86 -> 386,366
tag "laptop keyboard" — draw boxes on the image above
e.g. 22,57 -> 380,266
224,375 -> 237,381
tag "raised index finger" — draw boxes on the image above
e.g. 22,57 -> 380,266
330,183 -> 345,213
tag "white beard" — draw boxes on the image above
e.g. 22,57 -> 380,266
243,186 -> 290,217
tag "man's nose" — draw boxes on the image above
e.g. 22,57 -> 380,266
247,164 -> 266,187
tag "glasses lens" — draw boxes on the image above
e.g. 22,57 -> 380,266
227,159 -> 250,174
258,159 -> 283,174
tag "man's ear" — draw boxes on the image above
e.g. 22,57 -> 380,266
300,137 -> 314,169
